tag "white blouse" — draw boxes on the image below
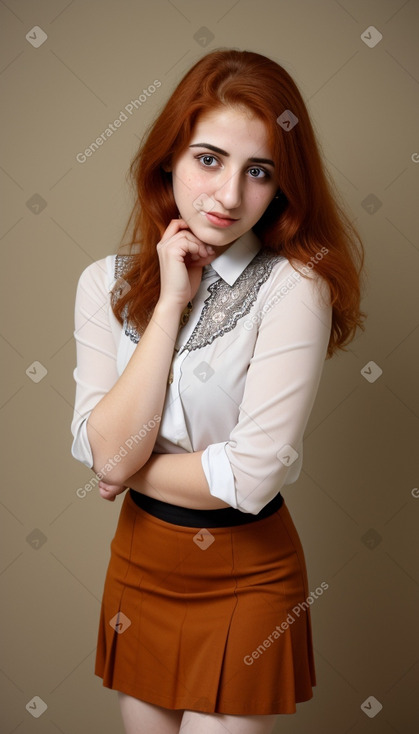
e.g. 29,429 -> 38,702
71,230 -> 332,514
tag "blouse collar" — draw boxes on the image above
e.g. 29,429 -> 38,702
209,230 -> 262,286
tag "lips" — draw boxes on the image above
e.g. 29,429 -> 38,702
209,211 -> 237,221
205,211 -> 238,228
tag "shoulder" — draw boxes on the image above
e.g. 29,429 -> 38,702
76,255 -> 119,301
77,255 -> 121,306
264,251 -> 332,311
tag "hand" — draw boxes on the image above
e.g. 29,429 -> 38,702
156,218 -> 216,308
98,480 -> 127,502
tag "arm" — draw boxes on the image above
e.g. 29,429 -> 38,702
82,220 -> 215,484
71,258 -> 182,477
86,299 -> 182,480
110,452 -> 230,509
200,265 -> 333,514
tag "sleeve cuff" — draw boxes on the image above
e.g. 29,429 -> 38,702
201,442 -> 239,510
71,418 -> 94,469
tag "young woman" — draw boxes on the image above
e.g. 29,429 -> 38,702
71,49 -> 365,734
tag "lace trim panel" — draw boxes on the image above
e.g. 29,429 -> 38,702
180,249 -> 280,353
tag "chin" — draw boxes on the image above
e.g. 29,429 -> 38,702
203,233 -> 237,248
192,221 -> 241,246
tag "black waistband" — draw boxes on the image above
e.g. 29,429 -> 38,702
128,488 -> 283,527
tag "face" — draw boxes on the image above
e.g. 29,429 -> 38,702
170,106 -> 278,252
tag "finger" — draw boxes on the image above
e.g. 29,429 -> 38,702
160,217 -> 191,243
99,488 -> 115,501
185,243 -> 216,264
178,236 -> 215,259
187,248 -> 212,262
99,481 -> 122,491
99,482 -> 119,494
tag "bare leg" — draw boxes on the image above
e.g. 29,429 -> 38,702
118,692 -> 184,734
180,710 -> 279,734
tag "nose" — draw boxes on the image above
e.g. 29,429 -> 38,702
213,169 -> 242,211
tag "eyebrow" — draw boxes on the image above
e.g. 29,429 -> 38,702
189,142 -> 275,167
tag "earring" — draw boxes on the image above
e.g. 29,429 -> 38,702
274,189 -> 282,199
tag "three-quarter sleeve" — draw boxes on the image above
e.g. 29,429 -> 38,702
70,258 -> 120,468
201,264 -> 332,514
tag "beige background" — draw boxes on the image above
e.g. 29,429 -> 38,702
1,0 -> 418,732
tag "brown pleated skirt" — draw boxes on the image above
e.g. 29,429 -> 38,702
95,490 -> 316,715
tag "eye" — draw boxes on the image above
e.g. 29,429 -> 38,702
248,166 -> 269,179
197,154 -> 218,167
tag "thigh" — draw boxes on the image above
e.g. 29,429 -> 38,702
180,710 -> 279,734
118,692 -> 183,734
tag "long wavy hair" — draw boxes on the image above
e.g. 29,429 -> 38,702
112,49 -> 366,358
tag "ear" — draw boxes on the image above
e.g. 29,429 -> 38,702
161,161 -> 172,172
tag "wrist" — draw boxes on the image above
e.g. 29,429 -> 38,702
153,299 -> 184,323
154,298 -> 193,327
